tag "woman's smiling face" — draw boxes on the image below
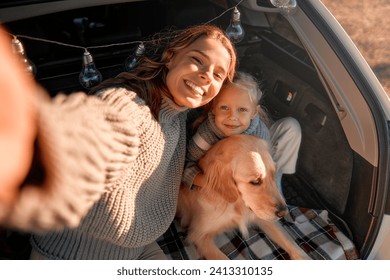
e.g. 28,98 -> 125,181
165,36 -> 231,108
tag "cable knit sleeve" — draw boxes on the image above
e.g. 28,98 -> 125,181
182,119 -> 220,189
1,90 -> 139,232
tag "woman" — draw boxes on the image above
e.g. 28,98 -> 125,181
0,25 -> 237,259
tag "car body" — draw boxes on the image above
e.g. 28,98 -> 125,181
0,0 -> 389,259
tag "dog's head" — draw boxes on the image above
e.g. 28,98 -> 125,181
198,134 -> 288,221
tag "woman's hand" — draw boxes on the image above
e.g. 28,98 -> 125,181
0,26 -> 39,208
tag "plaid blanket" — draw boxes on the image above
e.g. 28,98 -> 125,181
157,206 -> 360,260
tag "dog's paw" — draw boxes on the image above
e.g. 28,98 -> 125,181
203,253 -> 229,260
289,251 -> 311,260
201,250 -> 230,260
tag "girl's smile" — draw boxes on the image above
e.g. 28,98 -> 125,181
212,83 -> 258,136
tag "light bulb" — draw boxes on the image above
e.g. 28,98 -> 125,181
79,50 -> 103,89
270,0 -> 290,7
270,0 -> 297,15
124,42 -> 145,71
11,37 -> 36,75
225,7 -> 245,43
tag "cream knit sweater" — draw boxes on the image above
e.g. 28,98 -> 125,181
3,87 -> 189,259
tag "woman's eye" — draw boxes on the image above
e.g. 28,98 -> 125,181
214,72 -> 223,80
192,56 -> 202,65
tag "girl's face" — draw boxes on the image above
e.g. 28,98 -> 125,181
165,36 -> 231,108
212,84 -> 258,136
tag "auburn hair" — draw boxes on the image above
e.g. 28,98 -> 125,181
90,25 -> 237,119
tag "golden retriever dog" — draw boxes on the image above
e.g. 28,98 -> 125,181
177,134 -> 309,260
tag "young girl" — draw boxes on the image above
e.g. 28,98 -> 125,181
183,71 -> 270,188
183,72 -> 301,196
0,24 -> 237,259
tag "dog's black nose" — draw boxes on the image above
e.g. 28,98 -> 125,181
275,205 -> 289,218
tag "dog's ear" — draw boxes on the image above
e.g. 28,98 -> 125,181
202,159 -> 240,203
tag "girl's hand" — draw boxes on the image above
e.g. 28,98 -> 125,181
193,172 -> 205,188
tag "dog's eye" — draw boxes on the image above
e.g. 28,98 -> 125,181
250,179 -> 262,186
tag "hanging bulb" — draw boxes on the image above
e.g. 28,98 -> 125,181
225,7 -> 245,43
270,0 -> 297,15
270,0 -> 290,6
11,37 -> 36,75
79,49 -> 103,89
124,42 -> 145,71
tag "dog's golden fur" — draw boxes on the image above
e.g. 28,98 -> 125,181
177,134 -> 309,260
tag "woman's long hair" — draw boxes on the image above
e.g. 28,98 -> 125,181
90,25 -> 237,119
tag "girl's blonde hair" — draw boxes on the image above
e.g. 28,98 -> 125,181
232,71 -> 263,106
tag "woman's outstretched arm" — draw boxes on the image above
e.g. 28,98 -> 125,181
0,26 -> 140,232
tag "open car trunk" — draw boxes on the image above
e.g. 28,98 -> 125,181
1,0 -> 389,259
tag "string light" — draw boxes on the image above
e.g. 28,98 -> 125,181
79,49 -> 103,89
124,42 -> 145,71
270,0 -> 297,15
270,0 -> 289,5
8,0 -> 248,88
11,37 -> 36,75
225,6 -> 245,43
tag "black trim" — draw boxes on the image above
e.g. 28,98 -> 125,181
0,1 -> 66,9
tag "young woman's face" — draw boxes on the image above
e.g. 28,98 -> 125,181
212,84 -> 258,136
165,36 -> 231,108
